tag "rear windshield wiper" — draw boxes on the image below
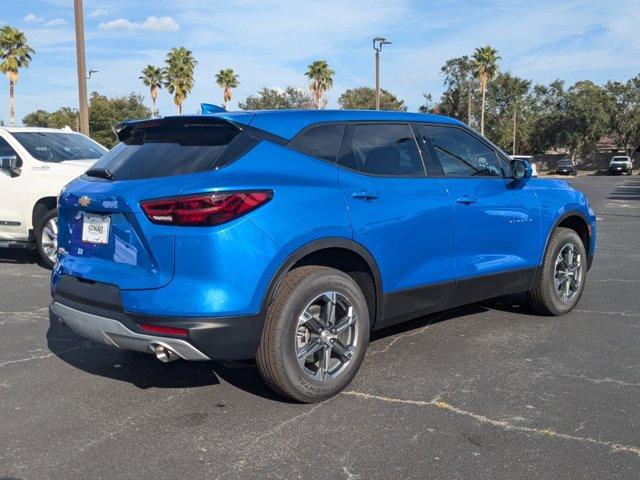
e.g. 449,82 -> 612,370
86,167 -> 116,181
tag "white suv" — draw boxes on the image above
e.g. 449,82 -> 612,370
0,127 -> 107,267
608,156 -> 633,175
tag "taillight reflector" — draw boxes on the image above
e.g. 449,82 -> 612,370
139,323 -> 189,337
140,191 -> 272,226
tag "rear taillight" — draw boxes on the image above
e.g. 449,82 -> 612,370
140,191 -> 272,226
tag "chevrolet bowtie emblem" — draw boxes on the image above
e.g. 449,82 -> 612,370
79,196 -> 91,207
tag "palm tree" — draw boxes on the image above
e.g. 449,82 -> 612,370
214,68 -> 240,109
305,60 -> 334,109
163,47 -> 198,114
139,65 -> 164,116
472,45 -> 501,135
0,26 -> 34,127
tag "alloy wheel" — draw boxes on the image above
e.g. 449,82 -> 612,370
41,217 -> 58,264
295,291 -> 359,381
554,243 -> 582,303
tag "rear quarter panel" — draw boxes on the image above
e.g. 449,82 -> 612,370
126,141 -> 353,317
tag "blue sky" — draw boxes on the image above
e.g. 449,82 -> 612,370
0,0 -> 639,124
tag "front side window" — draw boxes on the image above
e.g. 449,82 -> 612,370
339,123 -> 424,176
289,124 -> 345,162
12,132 -> 107,163
420,125 -> 502,177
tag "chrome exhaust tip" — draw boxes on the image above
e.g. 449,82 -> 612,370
153,344 -> 179,363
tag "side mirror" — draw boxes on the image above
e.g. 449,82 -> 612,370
512,159 -> 533,180
0,154 -> 20,170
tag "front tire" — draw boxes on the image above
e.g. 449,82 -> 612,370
527,227 -> 587,315
36,208 -> 58,269
256,266 -> 370,403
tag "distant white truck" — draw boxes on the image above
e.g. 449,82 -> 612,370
510,155 -> 538,177
608,156 -> 633,175
0,127 -> 107,267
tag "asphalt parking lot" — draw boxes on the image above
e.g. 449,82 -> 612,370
1,175 -> 639,480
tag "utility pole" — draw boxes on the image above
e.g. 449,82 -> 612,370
512,106 -> 517,155
74,0 -> 89,135
372,37 -> 391,110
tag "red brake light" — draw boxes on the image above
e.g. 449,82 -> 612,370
140,191 -> 272,226
139,323 -> 189,337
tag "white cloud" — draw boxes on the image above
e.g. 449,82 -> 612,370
45,18 -> 67,27
24,13 -> 43,23
88,9 -> 108,19
99,16 -> 179,33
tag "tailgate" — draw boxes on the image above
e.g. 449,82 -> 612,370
57,176 -> 191,290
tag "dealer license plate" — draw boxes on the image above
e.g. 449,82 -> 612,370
81,214 -> 111,245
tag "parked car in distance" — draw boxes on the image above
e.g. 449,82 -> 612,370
51,108 -> 596,403
608,155 -> 633,175
556,158 -> 577,176
510,155 -> 537,177
0,127 -> 107,267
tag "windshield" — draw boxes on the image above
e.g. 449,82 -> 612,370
13,132 -> 107,162
558,159 -> 573,166
612,157 -> 629,162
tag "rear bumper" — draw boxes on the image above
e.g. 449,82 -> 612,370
51,275 -> 266,360
52,302 -> 210,361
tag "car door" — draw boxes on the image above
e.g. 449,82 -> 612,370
417,124 -> 541,307
337,122 -> 455,327
0,135 -> 27,241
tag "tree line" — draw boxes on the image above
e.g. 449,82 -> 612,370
419,46 -> 640,158
4,21 -> 637,158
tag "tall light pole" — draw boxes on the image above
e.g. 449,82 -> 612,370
373,37 -> 392,110
74,0 -> 89,135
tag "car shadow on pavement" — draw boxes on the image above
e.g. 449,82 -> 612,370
0,247 -> 48,268
370,292 -> 535,343
46,294 -> 535,402
45,309 -> 290,402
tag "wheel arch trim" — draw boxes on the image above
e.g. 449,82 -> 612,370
544,210 -> 593,268
260,237 -> 384,325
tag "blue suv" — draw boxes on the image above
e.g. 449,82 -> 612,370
51,109 -> 596,402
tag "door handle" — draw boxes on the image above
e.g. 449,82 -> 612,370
351,191 -> 379,201
456,195 -> 477,205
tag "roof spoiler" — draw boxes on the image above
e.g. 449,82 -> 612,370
112,115 -> 243,142
201,103 -> 226,114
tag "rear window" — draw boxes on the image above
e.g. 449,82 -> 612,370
13,132 -> 107,162
90,124 -> 240,180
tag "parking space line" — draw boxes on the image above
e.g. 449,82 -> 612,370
562,374 -> 640,387
0,345 -> 84,368
574,309 -> 640,318
344,391 -> 640,459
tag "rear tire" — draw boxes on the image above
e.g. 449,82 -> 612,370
35,208 -> 58,269
256,266 -> 370,403
527,227 -> 587,315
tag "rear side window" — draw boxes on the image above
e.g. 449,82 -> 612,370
338,124 -> 424,176
90,124 -> 240,180
289,124 -> 345,162
420,125 -> 502,177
